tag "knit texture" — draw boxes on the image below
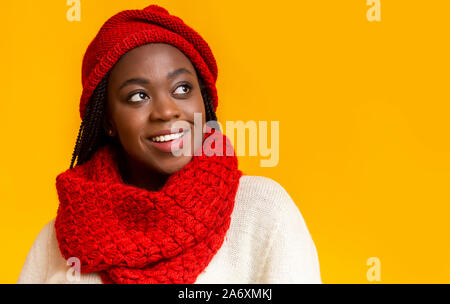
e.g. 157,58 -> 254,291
54,130 -> 242,284
17,176 -> 322,284
80,4 -> 219,120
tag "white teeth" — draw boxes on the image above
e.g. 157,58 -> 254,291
151,131 -> 184,142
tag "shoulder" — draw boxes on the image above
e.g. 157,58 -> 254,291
231,175 -> 321,283
234,175 -> 314,243
235,175 -> 303,223
28,218 -> 57,260
17,218 -> 56,283
237,175 -> 289,197
32,218 -> 55,248
37,218 -> 56,245
43,218 -> 56,232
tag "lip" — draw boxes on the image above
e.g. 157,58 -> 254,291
146,129 -> 190,153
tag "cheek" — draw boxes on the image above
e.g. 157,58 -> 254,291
180,97 -> 206,122
114,110 -> 146,140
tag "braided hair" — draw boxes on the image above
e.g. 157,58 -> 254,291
69,70 -> 218,169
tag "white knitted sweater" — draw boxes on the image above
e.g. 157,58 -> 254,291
17,175 -> 322,284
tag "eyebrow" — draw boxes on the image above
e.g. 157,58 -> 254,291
118,68 -> 193,91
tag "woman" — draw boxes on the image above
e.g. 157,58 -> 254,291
17,4 -> 321,284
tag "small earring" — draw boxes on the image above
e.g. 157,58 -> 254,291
108,129 -> 113,136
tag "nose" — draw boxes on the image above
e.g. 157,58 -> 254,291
149,94 -> 181,121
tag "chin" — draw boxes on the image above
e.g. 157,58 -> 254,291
153,155 -> 193,175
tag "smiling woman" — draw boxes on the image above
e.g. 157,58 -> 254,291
16,4 -> 322,284
105,43 -> 208,189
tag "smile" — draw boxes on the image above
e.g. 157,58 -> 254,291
150,130 -> 186,142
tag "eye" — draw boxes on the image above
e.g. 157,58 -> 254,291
128,91 -> 149,103
173,84 -> 192,96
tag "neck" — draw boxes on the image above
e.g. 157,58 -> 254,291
115,145 -> 169,191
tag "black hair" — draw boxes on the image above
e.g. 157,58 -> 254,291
69,70 -> 218,169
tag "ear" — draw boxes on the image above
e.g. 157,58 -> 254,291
103,112 -> 116,136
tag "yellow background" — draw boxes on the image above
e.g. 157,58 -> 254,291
1,0 -> 449,283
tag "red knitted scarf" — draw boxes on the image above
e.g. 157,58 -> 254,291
54,130 -> 242,284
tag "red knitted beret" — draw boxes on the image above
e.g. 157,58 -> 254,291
79,4 -> 218,120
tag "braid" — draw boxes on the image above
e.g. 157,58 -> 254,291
69,71 -> 218,169
69,119 -> 85,169
203,88 -> 217,122
70,72 -> 111,169
197,75 -> 219,130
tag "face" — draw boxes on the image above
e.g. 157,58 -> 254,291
104,43 -> 206,178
